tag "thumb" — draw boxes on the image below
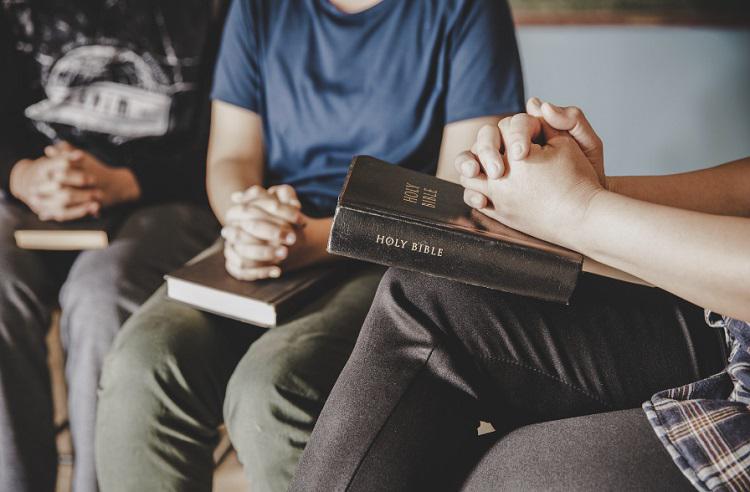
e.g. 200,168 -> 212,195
525,97 -> 563,143
540,103 -> 603,164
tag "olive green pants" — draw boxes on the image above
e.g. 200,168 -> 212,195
95,261 -> 384,492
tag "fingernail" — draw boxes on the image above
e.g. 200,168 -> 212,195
270,268 -> 281,278
512,143 -> 525,160
275,247 -> 287,259
231,192 -> 243,203
470,194 -> 483,207
487,162 -> 500,177
285,232 -> 296,244
461,161 -> 475,176
546,102 -> 562,114
529,97 -> 542,107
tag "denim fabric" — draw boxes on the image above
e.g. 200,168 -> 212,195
0,199 -> 218,492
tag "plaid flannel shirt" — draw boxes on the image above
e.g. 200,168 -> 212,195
644,314 -> 750,491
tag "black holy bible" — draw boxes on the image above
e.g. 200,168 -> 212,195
165,250 -> 339,327
329,156 -> 643,304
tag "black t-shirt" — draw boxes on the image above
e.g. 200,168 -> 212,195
0,0 -> 226,204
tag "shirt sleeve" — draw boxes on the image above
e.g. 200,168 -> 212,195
445,0 -> 525,123
210,0 -> 262,113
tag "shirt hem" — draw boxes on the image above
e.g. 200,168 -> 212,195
210,94 -> 260,114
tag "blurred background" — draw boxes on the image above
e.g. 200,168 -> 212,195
511,0 -> 750,176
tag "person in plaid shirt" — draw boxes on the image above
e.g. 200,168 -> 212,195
289,98 -> 750,491
645,313 -> 750,491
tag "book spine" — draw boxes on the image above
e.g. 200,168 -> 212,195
328,206 -> 582,304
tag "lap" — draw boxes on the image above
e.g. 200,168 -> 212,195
229,264 -> 385,393
65,203 -> 218,297
111,282 -> 260,379
380,269 -> 725,423
107,262 -> 384,419
0,199 -> 69,291
462,408 -> 693,492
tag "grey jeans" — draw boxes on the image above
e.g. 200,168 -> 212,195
0,199 -> 218,492
95,262 -> 385,492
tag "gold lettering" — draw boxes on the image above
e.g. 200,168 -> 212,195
421,188 -> 438,209
403,182 -> 420,204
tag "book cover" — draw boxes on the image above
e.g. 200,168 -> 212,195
14,215 -> 115,250
165,251 -> 340,327
328,156 -> 586,303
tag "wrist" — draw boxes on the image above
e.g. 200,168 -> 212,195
112,168 -> 142,204
604,176 -> 619,193
305,217 -> 333,262
565,188 -> 613,255
286,218 -> 333,269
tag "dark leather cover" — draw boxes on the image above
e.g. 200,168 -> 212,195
166,251 -> 341,325
328,156 -> 583,304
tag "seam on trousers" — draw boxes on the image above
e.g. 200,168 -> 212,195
479,354 -> 611,408
346,346 -> 436,492
673,305 -> 702,380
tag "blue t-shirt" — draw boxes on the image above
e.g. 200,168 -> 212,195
212,0 -> 524,216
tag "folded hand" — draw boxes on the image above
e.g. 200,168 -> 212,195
455,99 -> 606,248
222,184 -> 309,281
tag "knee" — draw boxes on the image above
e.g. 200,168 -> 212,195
0,244 -> 48,309
99,315 -> 166,408
60,249 -> 128,314
0,248 -> 53,351
224,339 -> 324,446
366,268 -> 443,333
373,268 -> 453,314
99,293 -> 197,409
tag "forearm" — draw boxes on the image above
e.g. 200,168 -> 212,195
606,157 -> 750,216
571,191 -> 750,321
207,158 -> 262,225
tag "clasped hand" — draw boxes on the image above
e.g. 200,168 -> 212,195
10,141 -> 141,221
457,97 -> 607,250
222,184 -> 309,281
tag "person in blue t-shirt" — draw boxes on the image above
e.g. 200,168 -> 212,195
95,1 -> 524,490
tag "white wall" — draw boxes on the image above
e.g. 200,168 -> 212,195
516,26 -> 750,176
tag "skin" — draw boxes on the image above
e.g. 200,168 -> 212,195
328,0 -> 384,14
9,141 -> 141,222
207,97 -> 509,280
457,97 -> 750,322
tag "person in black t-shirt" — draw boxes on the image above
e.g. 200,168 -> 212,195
0,2 -> 225,491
